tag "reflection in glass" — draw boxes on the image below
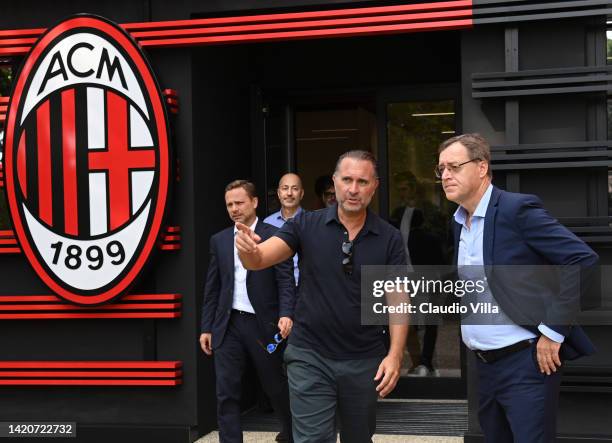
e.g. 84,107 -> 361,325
295,105 -> 378,212
387,100 -> 459,378
607,30 -> 612,64
608,99 -> 612,141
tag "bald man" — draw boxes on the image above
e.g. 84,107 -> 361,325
264,173 -> 304,283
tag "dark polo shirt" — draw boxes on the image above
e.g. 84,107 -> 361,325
275,204 -> 406,360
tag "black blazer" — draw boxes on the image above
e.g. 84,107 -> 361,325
200,221 -> 296,349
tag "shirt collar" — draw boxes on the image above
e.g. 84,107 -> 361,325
279,206 -> 302,222
453,184 -> 493,226
324,203 -> 380,236
234,217 -> 258,235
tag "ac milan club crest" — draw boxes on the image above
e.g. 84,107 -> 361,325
3,15 -> 170,305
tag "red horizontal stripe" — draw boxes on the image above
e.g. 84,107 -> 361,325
0,105 -> 6,112
0,230 -> 14,236
133,9 -> 471,40
0,379 -> 181,386
122,293 -> 181,301
0,303 -> 180,311
0,47 -> 29,56
163,235 -> 180,242
0,312 -> 181,319
0,293 -> 181,303
166,226 -> 181,233
0,28 -> 45,37
0,1 -> 472,54
124,0 -> 471,30
0,97 -> 9,104
0,361 -> 182,369
0,370 -> 181,378
141,19 -> 472,48
0,37 -> 37,47
160,244 -> 181,250
0,296 -> 59,302
0,248 -> 21,254
0,239 -> 17,245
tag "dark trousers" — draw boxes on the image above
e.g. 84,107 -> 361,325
284,344 -> 380,443
407,324 -> 438,369
214,311 -> 293,443
476,342 -> 562,443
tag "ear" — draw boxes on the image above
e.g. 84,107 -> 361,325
480,161 -> 489,179
252,197 -> 259,209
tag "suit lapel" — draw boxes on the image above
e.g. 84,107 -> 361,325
483,186 -> 501,266
453,221 -> 462,265
224,228 -> 235,288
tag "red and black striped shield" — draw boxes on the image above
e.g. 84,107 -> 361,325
3,15 -> 170,305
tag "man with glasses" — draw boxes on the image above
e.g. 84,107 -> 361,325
438,133 -> 597,442
314,175 -> 337,209
235,151 -> 408,443
200,180 -> 296,443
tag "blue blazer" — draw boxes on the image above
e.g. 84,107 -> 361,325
200,221 -> 297,349
453,186 -> 598,360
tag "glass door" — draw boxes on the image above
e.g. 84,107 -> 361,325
378,86 -> 466,399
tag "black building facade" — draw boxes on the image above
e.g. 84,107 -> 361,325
0,1 -> 611,442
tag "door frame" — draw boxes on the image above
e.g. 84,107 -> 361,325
252,82 -> 468,399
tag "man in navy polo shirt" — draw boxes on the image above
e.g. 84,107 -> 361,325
235,151 -> 408,443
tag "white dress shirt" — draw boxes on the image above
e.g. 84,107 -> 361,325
231,218 -> 258,313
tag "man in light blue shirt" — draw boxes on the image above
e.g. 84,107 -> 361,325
264,173 -> 303,283
455,184 -> 561,350
438,133 -> 597,443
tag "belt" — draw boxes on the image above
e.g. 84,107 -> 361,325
232,309 -> 255,316
474,339 -> 534,364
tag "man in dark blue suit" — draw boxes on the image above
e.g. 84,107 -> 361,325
200,179 -> 296,443
438,134 -> 597,442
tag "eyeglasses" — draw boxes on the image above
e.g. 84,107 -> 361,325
342,232 -> 353,276
323,191 -> 335,199
434,158 -> 481,179
265,333 -> 284,354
